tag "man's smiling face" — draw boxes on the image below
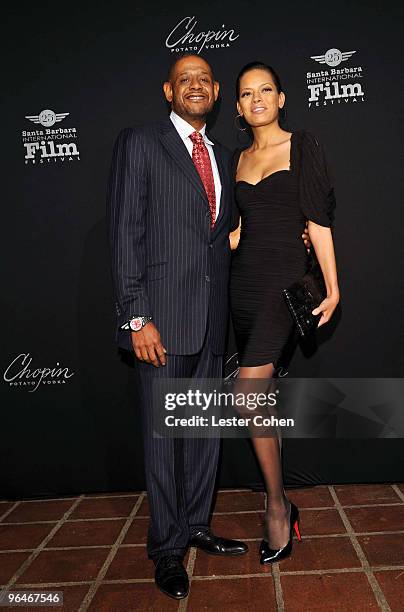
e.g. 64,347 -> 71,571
163,55 -> 219,124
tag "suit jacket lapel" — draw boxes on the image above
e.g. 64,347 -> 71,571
159,120 -> 209,208
210,138 -> 227,229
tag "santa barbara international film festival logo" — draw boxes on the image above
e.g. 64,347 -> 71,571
165,16 -> 239,54
3,353 -> 75,392
22,109 -> 81,165
306,48 -> 365,109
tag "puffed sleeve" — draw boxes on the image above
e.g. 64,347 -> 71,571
298,130 -> 336,227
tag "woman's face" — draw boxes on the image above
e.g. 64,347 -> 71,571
237,68 -> 285,128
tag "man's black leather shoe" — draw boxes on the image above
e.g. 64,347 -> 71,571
189,530 -> 248,555
154,555 -> 189,599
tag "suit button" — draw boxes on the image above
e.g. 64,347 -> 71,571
209,244 -> 213,249
205,275 -> 210,282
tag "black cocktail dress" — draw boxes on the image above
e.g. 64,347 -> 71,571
230,130 -> 336,367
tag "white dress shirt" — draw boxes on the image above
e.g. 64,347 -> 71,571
170,110 -> 221,219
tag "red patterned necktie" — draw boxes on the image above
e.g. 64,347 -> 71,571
189,131 -> 216,228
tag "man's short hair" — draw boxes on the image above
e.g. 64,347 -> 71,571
167,53 -> 214,82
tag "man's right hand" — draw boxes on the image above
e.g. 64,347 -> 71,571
131,323 -> 167,367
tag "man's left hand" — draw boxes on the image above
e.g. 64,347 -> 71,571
302,221 -> 311,253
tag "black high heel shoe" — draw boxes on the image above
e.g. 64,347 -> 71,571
260,500 -> 302,565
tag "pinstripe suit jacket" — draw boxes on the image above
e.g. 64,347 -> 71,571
107,118 -> 233,355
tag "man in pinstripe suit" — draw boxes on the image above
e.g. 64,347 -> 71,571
107,54 -> 247,600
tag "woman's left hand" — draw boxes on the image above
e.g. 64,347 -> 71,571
312,294 -> 339,327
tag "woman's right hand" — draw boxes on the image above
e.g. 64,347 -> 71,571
229,220 -> 241,250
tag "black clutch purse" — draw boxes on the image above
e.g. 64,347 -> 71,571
283,253 -> 326,337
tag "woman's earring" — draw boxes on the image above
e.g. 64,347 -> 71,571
234,114 -> 247,131
279,107 -> 287,122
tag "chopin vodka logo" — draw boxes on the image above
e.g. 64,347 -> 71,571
3,353 -> 75,392
22,109 -> 81,165
165,16 -> 239,54
306,48 -> 365,109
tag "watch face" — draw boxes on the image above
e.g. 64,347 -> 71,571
129,317 -> 143,332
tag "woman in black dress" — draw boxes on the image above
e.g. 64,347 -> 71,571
229,62 -> 340,564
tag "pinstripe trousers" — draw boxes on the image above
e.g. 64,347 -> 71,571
134,315 -> 222,561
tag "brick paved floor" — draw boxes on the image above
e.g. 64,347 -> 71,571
1,484 -> 403,610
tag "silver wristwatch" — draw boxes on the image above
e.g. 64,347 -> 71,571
120,316 -> 152,332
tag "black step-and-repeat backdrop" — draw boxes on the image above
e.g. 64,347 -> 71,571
2,1 -> 403,498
